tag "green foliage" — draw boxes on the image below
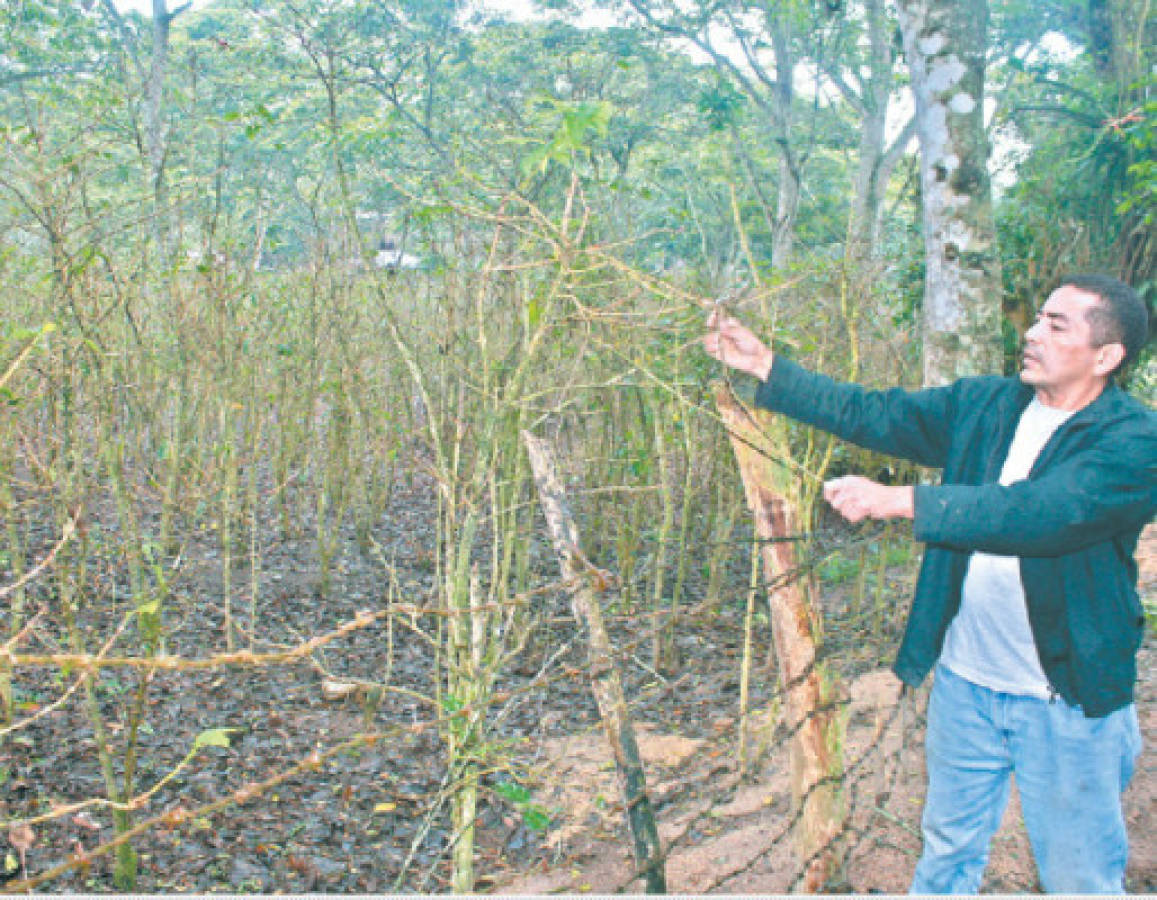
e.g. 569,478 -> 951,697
817,551 -> 860,585
993,1 -> 1154,321
0,1 -> 1149,890
520,99 -> 615,178
818,537 -> 913,586
193,728 -> 239,751
1117,84 -> 1156,226
493,779 -> 552,832
697,80 -> 745,132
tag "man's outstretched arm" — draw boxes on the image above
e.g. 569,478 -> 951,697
703,309 -> 962,468
704,316 -> 917,525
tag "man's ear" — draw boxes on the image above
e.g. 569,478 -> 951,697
1094,342 -> 1126,377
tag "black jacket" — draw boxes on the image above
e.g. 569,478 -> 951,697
755,356 -> 1157,717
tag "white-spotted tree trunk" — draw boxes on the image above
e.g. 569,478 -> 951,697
897,0 -> 1003,385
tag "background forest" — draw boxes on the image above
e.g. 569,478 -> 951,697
1,0 -> 1154,893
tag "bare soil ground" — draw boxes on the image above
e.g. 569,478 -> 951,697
490,643 -> 1154,894
2,464 -> 1153,894
493,530 -> 1157,895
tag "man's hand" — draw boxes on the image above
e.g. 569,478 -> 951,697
703,309 -> 775,381
823,476 -> 914,523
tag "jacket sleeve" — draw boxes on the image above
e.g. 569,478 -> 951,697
754,355 -> 957,468
913,438 -> 1157,557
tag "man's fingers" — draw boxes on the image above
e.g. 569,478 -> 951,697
707,311 -> 741,336
702,331 -> 722,358
831,498 -> 866,524
823,476 -> 858,502
824,476 -> 872,523
704,316 -> 740,358
702,314 -> 774,381
824,477 -> 911,523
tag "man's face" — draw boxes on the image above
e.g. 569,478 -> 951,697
1020,285 -> 1117,403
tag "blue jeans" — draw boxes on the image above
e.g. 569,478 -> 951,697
911,664 -> 1142,894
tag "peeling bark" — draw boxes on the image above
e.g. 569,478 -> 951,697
713,385 -> 844,891
897,0 -> 1003,385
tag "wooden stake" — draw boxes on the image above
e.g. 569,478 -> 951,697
713,383 -> 845,890
522,431 -> 666,894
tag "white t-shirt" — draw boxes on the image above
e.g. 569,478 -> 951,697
939,397 -> 1076,697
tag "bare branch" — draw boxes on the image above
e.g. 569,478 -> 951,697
0,511 -> 78,602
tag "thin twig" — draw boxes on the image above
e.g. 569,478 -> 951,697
0,510 -> 79,601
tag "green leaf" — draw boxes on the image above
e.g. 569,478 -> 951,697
441,695 -> 463,714
194,727 -> 238,750
519,144 -> 552,179
413,203 -> 454,224
522,805 -> 551,832
494,781 -> 531,804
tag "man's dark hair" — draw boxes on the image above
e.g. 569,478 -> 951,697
1059,273 -> 1150,375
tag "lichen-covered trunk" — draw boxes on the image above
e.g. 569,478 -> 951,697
714,385 -> 844,891
897,0 -> 1002,386
1089,0 -> 1150,89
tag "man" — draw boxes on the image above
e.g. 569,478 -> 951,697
703,274 -> 1155,893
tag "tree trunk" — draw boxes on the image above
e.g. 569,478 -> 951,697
847,0 -> 915,259
522,431 -> 666,894
773,154 -> 800,270
896,0 -> 1003,385
1088,0 -> 1149,88
147,0 -> 173,264
713,384 -> 844,890
849,102 -> 888,258
769,19 -> 799,271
